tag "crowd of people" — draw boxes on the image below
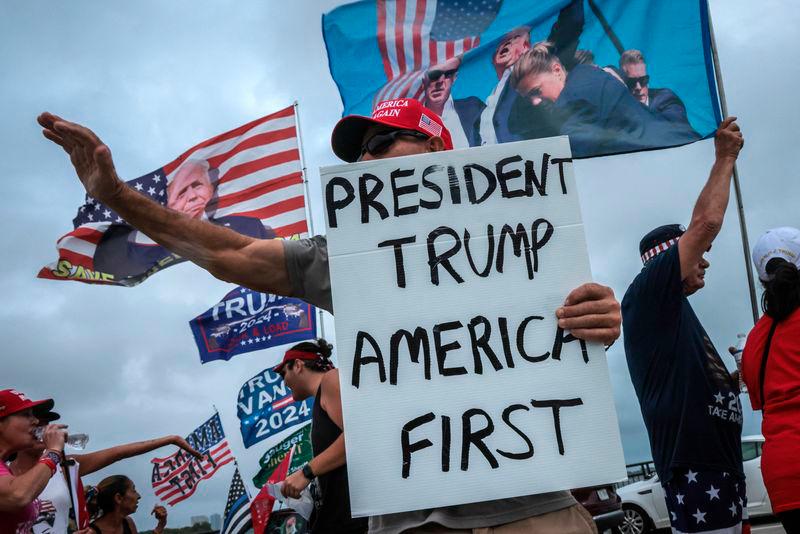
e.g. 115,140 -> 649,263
419,0 -> 700,158
0,388 -> 201,533
2,42 -> 797,534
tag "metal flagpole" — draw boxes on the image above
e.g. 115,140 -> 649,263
707,6 -> 760,325
587,0 -> 625,55
293,101 -> 327,339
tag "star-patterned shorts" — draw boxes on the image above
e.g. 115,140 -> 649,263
663,468 -> 749,533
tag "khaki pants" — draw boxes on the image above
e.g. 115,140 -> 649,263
407,504 -> 598,534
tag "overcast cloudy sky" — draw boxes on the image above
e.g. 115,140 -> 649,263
2,0 -> 799,528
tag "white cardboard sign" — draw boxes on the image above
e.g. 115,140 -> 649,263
320,137 -> 626,517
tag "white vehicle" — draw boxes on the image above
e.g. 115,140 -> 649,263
616,436 -> 771,533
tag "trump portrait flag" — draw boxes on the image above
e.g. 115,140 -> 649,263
39,104 -> 308,285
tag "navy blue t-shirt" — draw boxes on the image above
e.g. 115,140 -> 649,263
621,245 -> 743,483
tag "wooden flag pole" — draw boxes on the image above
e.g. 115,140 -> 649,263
293,101 -> 327,340
707,6 -> 760,325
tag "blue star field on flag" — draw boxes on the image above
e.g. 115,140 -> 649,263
664,468 -> 748,533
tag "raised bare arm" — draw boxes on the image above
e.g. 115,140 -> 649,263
678,117 -> 744,279
38,112 -> 291,295
72,435 -> 201,477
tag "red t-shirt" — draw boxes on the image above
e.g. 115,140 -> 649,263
742,308 -> 800,513
0,462 -> 40,534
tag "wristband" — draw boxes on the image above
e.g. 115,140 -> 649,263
302,463 -> 315,480
44,448 -> 64,461
38,458 -> 56,475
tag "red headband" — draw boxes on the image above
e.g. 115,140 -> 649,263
273,350 -> 323,373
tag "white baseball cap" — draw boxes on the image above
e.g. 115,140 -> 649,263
752,227 -> 800,281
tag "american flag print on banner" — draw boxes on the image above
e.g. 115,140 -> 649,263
325,0 -> 724,158
373,0 -> 500,103
39,104 -> 308,286
151,413 -> 234,506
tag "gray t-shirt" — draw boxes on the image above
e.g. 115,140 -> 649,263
282,236 -> 577,531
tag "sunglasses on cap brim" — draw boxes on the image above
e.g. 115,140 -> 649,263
357,129 -> 430,161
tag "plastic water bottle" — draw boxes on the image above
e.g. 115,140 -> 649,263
34,428 -> 90,450
66,433 -> 90,450
733,333 -> 747,394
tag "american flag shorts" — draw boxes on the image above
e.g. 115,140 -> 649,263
664,468 -> 750,533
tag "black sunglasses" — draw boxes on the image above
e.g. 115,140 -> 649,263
358,129 -> 430,161
625,75 -> 650,89
426,68 -> 458,82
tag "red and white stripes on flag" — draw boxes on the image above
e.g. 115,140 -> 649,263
169,106 -> 307,238
374,0 -> 480,104
151,441 -> 234,506
38,104 -> 307,285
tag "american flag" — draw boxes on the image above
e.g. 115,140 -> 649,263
220,468 -> 252,534
151,413 -> 234,506
374,0 -> 502,103
419,113 -> 443,136
38,104 -> 308,286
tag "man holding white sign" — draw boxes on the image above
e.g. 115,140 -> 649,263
40,99 -> 622,532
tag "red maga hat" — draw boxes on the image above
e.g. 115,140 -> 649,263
273,350 -> 322,374
0,389 -> 54,418
331,98 -> 453,163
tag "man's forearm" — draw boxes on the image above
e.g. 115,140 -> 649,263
308,435 -> 346,476
103,185 -> 252,271
689,155 -> 736,234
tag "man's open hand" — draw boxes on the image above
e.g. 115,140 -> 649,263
37,112 -> 125,203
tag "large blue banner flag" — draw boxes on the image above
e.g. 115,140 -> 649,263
190,286 -> 317,364
238,368 -> 314,448
323,0 -> 720,158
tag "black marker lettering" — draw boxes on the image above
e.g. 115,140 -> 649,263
390,327 -> 432,384
525,153 -> 550,196
358,173 -> 389,223
530,218 -> 555,273
352,331 -> 386,388
378,235 -> 416,288
401,412 -> 435,478
517,315 -> 548,362
441,415 -> 451,472
461,408 -> 498,470
531,398 -> 583,455
447,166 -> 462,204
390,168 -> 419,216
464,226 -> 494,277
420,165 -> 444,209
427,226 -> 464,285
463,163 -> 497,204
496,155 -> 527,198
468,315 -> 503,374
498,317 -> 515,368
550,156 -> 573,195
496,404 -> 534,460
551,326 -> 589,363
325,177 -> 354,228
433,320 -> 467,377
496,223 -> 534,279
